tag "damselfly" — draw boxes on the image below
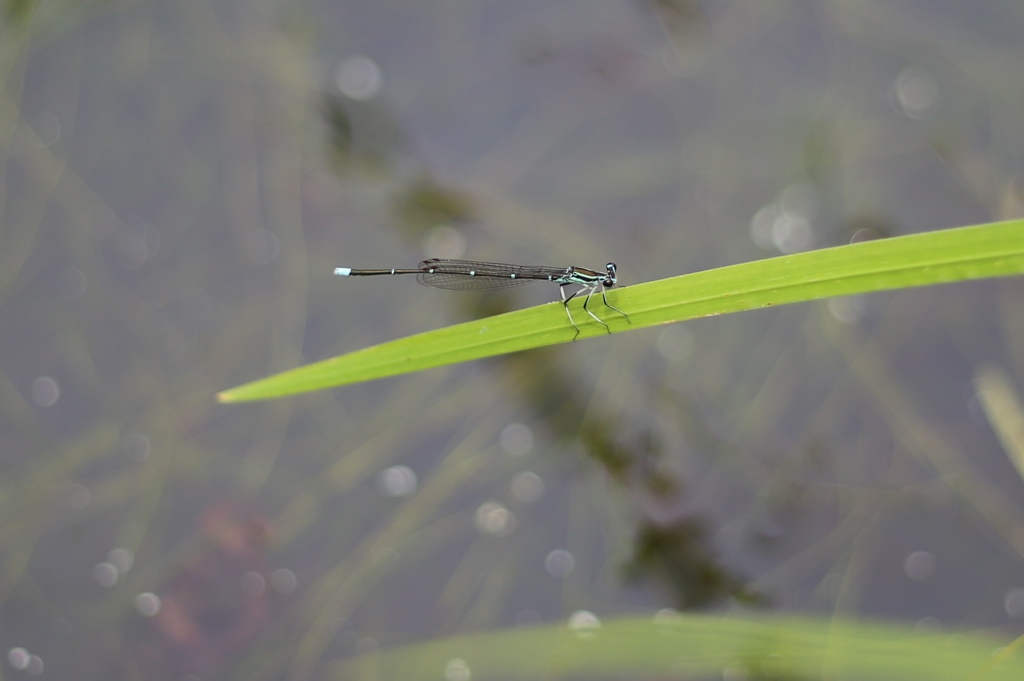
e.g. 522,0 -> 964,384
333,258 -> 629,339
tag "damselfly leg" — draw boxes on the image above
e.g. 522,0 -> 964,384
560,282 -> 630,341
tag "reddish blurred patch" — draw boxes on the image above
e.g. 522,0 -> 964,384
134,501 -> 287,678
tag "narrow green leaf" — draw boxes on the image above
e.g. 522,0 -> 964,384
328,613 -> 1024,681
218,220 -> 1024,402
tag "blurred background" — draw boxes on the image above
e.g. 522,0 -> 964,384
2,0 -> 1024,679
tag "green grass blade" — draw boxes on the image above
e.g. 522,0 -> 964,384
328,613 -> 1024,681
218,220 -> 1024,402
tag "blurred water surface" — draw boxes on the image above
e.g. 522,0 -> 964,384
2,1 -> 1024,678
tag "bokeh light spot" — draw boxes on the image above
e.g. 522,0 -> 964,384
271,568 -> 298,594
1005,587 -> 1024,618
544,549 -> 575,577
474,501 -> 516,536
567,609 -> 601,638
134,592 -> 161,617
444,657 -> 471,681
423,225 -> 467,259
891,67 -> 939,119
903,551 -> 935,581
30,376 -> 60,407
336,56 -> 382,100
510,471 -> 544,503
93,562 -> 119,587
500,423 -> 534,457
377,465 -> 417,497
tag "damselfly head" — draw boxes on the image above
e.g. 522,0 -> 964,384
604,262 -> 618,286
